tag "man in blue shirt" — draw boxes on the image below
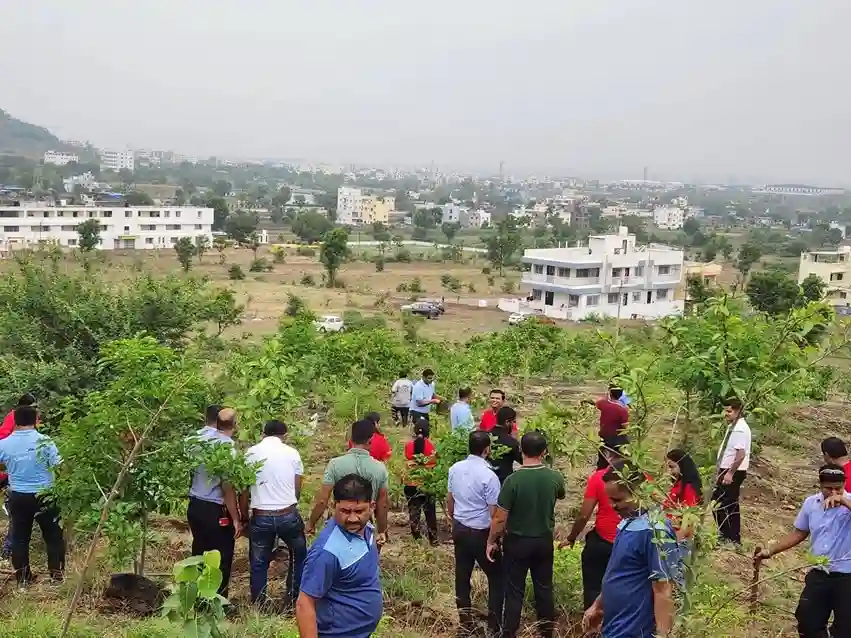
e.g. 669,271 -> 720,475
409,368 -> 442,424
447,430 -> 504,636
188,406 -> 242,596
584,461 -> 679,638
297,474 -> 382,638
0,405 -> 64,584
754,464 -> 851,638
449,387 -> 474,432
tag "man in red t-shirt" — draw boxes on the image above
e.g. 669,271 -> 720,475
347,412 -> 392,462
562,438 -> 626,609
821,437 -> 851,492
479,389 -> 519,435
585,387 -> 629,470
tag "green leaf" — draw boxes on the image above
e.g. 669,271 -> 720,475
183,619 -> 200,638
179,582 -> 199,616
203,550 -> 221,571
197,566 -> 223,599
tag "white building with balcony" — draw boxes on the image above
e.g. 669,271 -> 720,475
653,207 -> 684,230
518,226 -> 685,321
798,246 -> 851,310
0,204 -> 213,251
99,149 -> 135,173
43,150 -> 79,166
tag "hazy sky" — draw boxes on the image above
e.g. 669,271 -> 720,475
2,0 -> 850,184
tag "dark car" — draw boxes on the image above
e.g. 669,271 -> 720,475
402,301 -> 441,319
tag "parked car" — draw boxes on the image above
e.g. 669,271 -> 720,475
314,315 -> 345,332
422,299 -> 446,314
508,311 -> 537,325
401,302 -> 441,319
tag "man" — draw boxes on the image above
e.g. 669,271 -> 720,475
479,389 -> 506,432
450,387 -> 474,432
306,419 -> 388,546
448,430 -> 504,637
245,419 -> 307,608
296,474 -> 382,638
0,405 -> 64,585
487,432 -> 566,638
409,368 -> 442,424
713,397 -> 751,544
754,464 -> 851,638
0,393 -> 37,560
188,406 -> 243,596
490,406 -> 522,485
586,387 -> 629,470
821,437 -> 851,491
563,437 -> 627,609
583,461 -> 679,638
389,371 -> 413,426
347,413 -> 391,462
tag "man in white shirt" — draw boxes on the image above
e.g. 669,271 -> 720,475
713,398 -> 752,544
390,371 -> 414,426
244,419 -> 306,608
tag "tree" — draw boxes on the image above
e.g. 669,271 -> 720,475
272,186 -> 292,208
413,208 -> 438,229
213,236 -> 228,263
736,243 -> 762,281
801,273 -> 827,302
213,180 -> 232,197
320,227 -> 350,287
746,270 -> 802,316
371,222 -> 391,243
206,196 -> 229,231
485,219 -> 522,275
442,222 -> 460,243
292,211 -> 333,244
174,188 -> 187,206
195,235 -> 210,263
412,226 -> 429,241
682,218 -> 700,235
118,168 -> 134,189
124,190 -> 154,206
223,211 -> 258,244
77,218 -> 102,251
174,237 -> 195,272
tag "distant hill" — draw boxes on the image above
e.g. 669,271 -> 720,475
0,109 -> 63,157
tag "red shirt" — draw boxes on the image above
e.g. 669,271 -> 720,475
595,399 -> 629,439
844,461 -> 851,493
347,432 -> 392,462
404,439 -> 437,487
664,481 -> 700,509
479,409 -> 518,434
585,468 -> 621,543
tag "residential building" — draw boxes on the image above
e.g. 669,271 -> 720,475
0,204 -> 213,251
100,149 -> 135,173
43,151 -> 79,166
798,246 -> 851,309
653,207 -> 684,230
463,209 -> 491,229
335,186 -> 393,225
520,226 -> 684,321
63,172 -> 99,193
682,261 -> 723,301
441,203 -> 468,225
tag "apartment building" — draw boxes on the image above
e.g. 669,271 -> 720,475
441,203 -> 468,224
462,209 -> 491,229
520,226 -> 684,321
99,149 -> 135,173
0,204 -> 213,250
653,207 -> 684,230
43,151 -> 79,166
798,246 -> 851,308
336,186 -> 393,225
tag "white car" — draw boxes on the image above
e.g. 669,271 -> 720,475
314,315 -> 345,332
508,311 -> 538,325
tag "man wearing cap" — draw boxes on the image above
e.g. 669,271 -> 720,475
755,464 -> 851,638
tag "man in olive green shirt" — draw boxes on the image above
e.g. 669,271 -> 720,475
306,419 -> 389,544
487,431 -> 565,638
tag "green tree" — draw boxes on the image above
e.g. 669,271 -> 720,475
746,270 -> 802,316
195,235 -> 210,263
292,211 -> 333,244
76,218 -> 102,251
174,237 -> 195,272
205,196 -> 229,231
485,219 -> 522,275
442,222 -> 461,243
223,211 -> 258,244
320,227 -> 350,288
800,273 -> 827,302
736,243 -> 762,281
371,222 -> 391,243
213,179 -> 232,197
682,217 -> 700,235
118,168 -> 134,189
412,226 -> 429,241
124,190 -> 154,206
272,186 -> 292,208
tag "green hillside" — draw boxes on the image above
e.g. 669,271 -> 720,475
0,109 -> 63,157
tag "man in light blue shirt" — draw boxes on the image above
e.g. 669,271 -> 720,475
447,431 -> 503,635
0,405 -> 64,584
754,464 -> 851,637
410,368 -> 442,424
450,387 -> 474,432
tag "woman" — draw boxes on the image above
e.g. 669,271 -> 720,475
347,412 -> 391,462
665,449 -> 702,541
404,419 -> 438,545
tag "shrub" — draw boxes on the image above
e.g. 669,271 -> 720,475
271,246 -> 287,263
395,249 -> 412,263
396,282 -> 409,292
228,265 -> 245,280
300,273 -> 316,286
296,246 -> 316,257
342,310 -> 387,331
332,277 -> 347,290
409,277 -> 424,293
481,266 -> 491,274
249,258 -> 272,272
487,276 -> 495,287
467,282 -> 476,293
374,257 -> 385,272
501,280 -> 516,294
285,294 -> 307,317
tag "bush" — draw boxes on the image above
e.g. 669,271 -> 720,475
374,257 -> 385,272
228,265 -> 245,280
501,280 -> 516,294
271,246 -> 287,264
409,277 -> 424,293
467,282 -> 476,293
481,266 -> 491,274
285,294 -> 307,317
296,246 -> 316,257
300,273 -> 316,286
249,258 -> 272,272
487,276 -> 495,287
395,249 -> 412,263
342,310 -> 387,331
396,282 -> 409,292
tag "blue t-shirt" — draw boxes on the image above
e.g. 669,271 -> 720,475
450,402 -> 474,431
410,380 -> 435,414
300,520 -> 382,638
189,426 -> 234,504
601,513 -> 680,638
0,429 -> 61,494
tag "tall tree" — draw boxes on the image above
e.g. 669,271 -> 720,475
746,270 -> 802,316
292,211 -> 333,244
213,180 -> 232,197
320,227 -> 350,288
77,218 -> 102,251
272,186 -> 292,208
736,243 -> 762,281
485,219 -> 522,276
800,273 -> 827,302
195,235 -> 210,263
124,190 -> 154,206
442,222 -> 460,243
174,237 -> 195,272
205,196 -> 229,231
223,211 -> 258,244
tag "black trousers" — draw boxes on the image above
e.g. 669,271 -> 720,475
581,528 -> 613,609
7,491 -> 65,584
452,521 -> 504,636
596,436 -> 625,470
502,534 -> 555,638
391,406 -> 410,426
711,470 -> 746,543
795,569 -> 851,638
404,485 -> 437,543
410,411 -> 430,425
187,497 -> 235,596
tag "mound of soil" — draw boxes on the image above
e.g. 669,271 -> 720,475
102,573 -> 167,616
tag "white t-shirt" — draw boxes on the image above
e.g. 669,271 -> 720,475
390,378 -> 414,408
246,437 -> 304,509
718,418 -> 752,471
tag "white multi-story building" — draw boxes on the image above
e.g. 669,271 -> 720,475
63,172 -> 100,193
653,207 -> 684,230
335,186 -> 393,225
463,209 -> 491,229
798,246 -> 851,311
0,204 -> 213,251
519,226 -> 684,321
441,203 -> 468,224
43,151 -> 79,166
99,149 -> 135,173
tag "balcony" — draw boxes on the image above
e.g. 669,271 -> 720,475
607,276 -> 646,288
523,272 -> 601,289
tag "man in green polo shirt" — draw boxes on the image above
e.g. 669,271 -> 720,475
306,419 -> 389,545
487,431 -> 565,638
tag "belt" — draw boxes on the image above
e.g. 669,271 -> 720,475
252,505 -> 297,516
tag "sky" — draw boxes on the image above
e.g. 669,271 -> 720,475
2,0 -> 850,185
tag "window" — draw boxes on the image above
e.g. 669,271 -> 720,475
612,268 -> 622,277
87,211 -> 95,218
197,211 -> 202,218
658,265 -> 670,275
831,272 -> 844,282
170,237 -> 178,244
124,226 -> 130,232
67,238 -> 77,246
102,211 -> 112,218
176,211 -> 181,218
657,289 -> 669,300
586,295 -> 599,307
545,265 -> 556,276
194,224 -> 203,230
607,293 -> 620,304
166,224 -> 181,231
145,238 -> 154,245
557,267 -> 569,277
534,264 -> 544,274
164,211 -> 170,218
531,289 -> 542,300
57,211 -> 64,217
61,225 -> 76,232
632,291 -> 642,303
125,211 -> 133,218
568,295 -> 580,307
0,211 -> 19,218
576,268 -> 590,278
72,211 -> 80,218
3,226 -> 19,232
141,224 -> 156,231
149,211 -> 161,218
842,292 -> 848,299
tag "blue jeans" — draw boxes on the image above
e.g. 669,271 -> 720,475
249,510 -> 307,605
